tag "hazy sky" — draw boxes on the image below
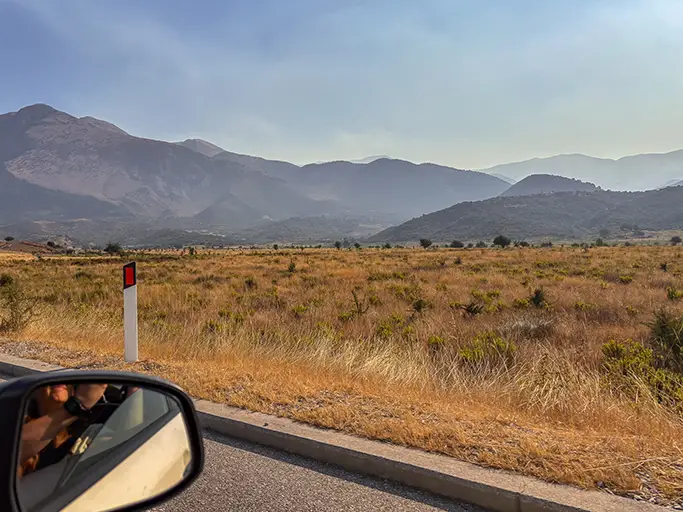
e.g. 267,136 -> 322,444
1,0 -> 683,169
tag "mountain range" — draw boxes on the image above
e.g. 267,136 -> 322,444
482,151 -> 683,191
1,103 -> 683,246
0,104 -> 508,243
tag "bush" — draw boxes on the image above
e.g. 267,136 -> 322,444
0,274 -> 15,288
475,241 -> 487,248
666,287 -> 683,301
273,244 -> 279,250
602,339 -> 683,411
594,238 -> 606,247
419,238 -> 433,249
383,243 -> 392,249
244,276 -> 258,290
492,235 -> 511,248
4,236 -> 14,242
529,288 -> 549,308
449,240 -> 464,248
648,309 -> 683,373
287,261 -> 296,273
411,298 -> 431,314
0,280 -> 35,333
354,243 -> 361,249
671,235 -> 682,245
104,242 -> 123,255
459,331 -> 516,369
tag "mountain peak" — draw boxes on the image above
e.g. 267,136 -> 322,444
499,174 -> 597,197
175,138 -> 226,158
12,103 -> 64,122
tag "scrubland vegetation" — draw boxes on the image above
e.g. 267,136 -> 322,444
1,245 -> 683,504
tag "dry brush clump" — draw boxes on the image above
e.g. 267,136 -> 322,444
1,246 -> 683,503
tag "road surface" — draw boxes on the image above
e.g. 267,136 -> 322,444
151,430 -> 485,512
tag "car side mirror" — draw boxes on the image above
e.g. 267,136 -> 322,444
0,371 -> 204,512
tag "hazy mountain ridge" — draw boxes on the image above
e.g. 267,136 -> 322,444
499,174 -> 597,197
483,151 -> 683,191
369,187 -> 683,243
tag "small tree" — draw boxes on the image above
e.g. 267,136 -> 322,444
4,236 -> 14,242
354,242 -> 361,249
334,241 -> 342,250
104,242 -> 123,255
46,241 -> 56,248
273,243 -> 279,250
492,235 -> 511,248
419,238 -> 433,249
595,238 -> 606,247
475,241 -> 487,248
671,236 -> 682,245
449,240 -> 464,248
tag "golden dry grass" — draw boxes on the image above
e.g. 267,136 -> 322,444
1,246 -> 683,504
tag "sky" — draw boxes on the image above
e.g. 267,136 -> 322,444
1,0 -> 683,169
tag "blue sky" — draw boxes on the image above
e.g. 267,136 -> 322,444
1,0 -> 682,168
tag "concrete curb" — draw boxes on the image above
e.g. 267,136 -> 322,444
0,353 -> 666,512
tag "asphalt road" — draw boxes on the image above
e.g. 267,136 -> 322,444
150,430 -> 485,512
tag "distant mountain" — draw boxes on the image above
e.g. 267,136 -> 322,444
499,174 -> 597,197
175,138 -> 226,157
660,179 -> 683,189
0,104 -> 333,226
369,187 -> 683,243
489,173 -> 516,184
482,151 -> 683,191
348,155 -> 390,164
295,158 -> 510,219
210,154 -> 509,220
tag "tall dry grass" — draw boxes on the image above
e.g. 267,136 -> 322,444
1,246 -> 683,503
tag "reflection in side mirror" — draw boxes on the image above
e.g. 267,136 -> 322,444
15,381 -> 196,512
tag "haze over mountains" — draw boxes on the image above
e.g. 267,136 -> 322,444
0,104 -> 507,244
482,151 -> 683,192
1,103 -> 683,246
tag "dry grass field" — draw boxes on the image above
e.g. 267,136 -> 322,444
1,246 -> 683,504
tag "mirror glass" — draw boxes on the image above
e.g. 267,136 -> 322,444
15,381 -> 194,512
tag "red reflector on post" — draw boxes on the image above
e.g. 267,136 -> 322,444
123,262 -> 136,289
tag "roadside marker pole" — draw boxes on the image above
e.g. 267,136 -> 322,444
123,262 -> 138,362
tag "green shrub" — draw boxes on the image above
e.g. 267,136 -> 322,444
513,297 -> 531,309
459,331 -> 516,369
666,287 -> 683,301
602,339 -> 683,412
0,280 -> 35,333
529,288 -> 549,308
412,298 -> 431,314
648,309 -> 683,373
618,275 -> 633,284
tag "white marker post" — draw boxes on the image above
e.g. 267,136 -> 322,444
123,262 -> 138,362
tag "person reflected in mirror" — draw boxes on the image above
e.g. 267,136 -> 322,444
19,383 -> 107,477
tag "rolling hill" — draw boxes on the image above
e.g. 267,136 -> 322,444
499,174 -> 597,197
369,187 -> 683,243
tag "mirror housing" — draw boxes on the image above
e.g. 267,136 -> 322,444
0,370 -> 205,512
